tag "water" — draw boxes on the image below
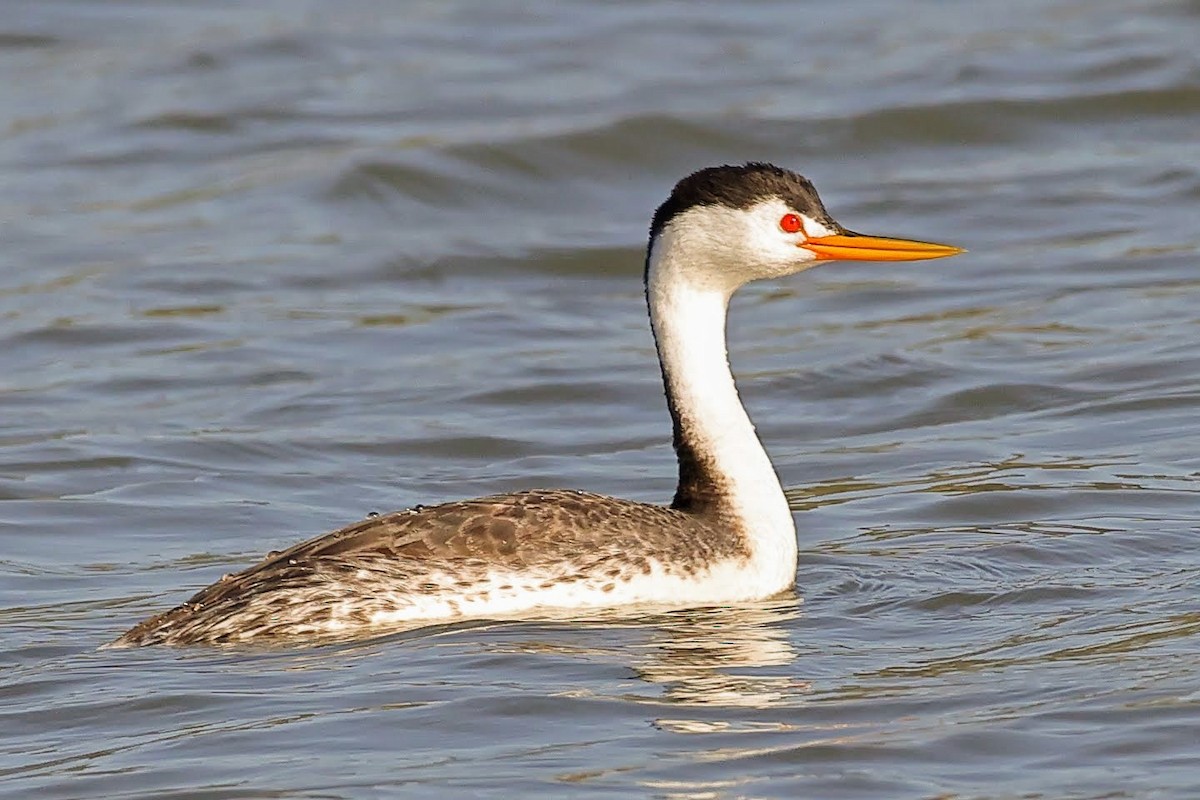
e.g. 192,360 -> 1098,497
2,0 -> 1199,796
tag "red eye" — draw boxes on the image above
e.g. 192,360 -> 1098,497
779,213 -> 803,233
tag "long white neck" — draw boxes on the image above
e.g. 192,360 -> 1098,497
645,236 -> 797,571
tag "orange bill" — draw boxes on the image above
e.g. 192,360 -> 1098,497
802,232 -> 964,262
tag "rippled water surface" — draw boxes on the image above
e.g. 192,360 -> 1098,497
3,1 -> 1199,797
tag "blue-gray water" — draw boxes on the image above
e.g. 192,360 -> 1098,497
3,1 -> 1199,797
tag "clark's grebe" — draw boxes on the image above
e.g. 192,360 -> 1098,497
112,163 -> 962,647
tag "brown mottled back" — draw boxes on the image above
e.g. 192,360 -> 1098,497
112,490 -> 748,646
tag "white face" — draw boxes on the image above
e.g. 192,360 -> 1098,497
651,198 -> 839,292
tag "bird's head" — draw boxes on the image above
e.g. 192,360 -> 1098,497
647,163 -> 963,293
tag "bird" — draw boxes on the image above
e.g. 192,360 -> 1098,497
110,162 -> 962,647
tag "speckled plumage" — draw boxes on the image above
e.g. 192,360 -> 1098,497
112,490 -> 749,646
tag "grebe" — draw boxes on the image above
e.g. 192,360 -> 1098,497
112,163 -> 962,647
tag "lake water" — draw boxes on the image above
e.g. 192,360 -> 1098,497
2,1 -> 1199,797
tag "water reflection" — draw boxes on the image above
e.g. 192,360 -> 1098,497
475,597 -> 808,716
626,600 -> 807,715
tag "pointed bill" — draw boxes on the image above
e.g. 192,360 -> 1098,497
802,232 -> 964,262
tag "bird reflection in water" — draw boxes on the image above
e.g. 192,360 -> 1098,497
475,596 -> 808,717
